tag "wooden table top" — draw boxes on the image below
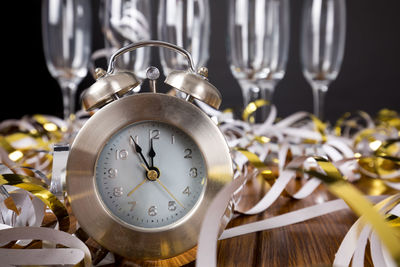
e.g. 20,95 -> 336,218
183,176 -> 396,267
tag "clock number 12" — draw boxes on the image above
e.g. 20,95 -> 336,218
150,129 -> 160,139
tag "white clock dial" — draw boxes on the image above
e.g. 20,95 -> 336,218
95,121 -> 206,229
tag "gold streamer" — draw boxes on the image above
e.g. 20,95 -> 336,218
235,148 -> 275,179
376,109 -> 400,130
310,115 -> 327,143
0,114 -> 67,178
0,174 -> 70,232
334,110 -> 372,137
0,136 -> 16,154
357,136 -> 400,178
242,99 -> 269,123
32,114 -> 66,139
304,157 -> 400,264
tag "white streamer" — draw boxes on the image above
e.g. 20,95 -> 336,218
0,227 -> 92,267
333,194 -> 400,267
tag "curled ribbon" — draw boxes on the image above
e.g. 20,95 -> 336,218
0,173 -> 69,232
0,227 -> 91,267
242,99 -> 269,123
304,157 -> 400,264
334,193 -> 400,266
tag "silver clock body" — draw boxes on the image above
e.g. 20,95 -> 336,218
66,93 -> 233,263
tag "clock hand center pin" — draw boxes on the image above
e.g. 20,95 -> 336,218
140,163 -> 158,181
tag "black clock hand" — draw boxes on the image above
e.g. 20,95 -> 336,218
130,136 -> 151,169
148,138 -> 156,168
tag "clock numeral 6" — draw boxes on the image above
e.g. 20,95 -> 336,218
148,205 -> 157,216
184,148 -> 192,159
168,201 -> 177,211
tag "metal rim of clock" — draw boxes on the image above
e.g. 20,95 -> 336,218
66,93 -> 233,263
82,40 -> 222,111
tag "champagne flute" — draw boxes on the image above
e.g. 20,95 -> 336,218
100,0 -> 152,81
227,0 -> 290,122
300,0 -> 346,120
42,0 -> 92,121
157,0 -> 210,76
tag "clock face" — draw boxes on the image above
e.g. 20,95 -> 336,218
95,121 -> 206,229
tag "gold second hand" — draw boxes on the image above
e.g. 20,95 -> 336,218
127,179 -> 146,197
140,163 -> 185,209
156,179 -> 185,209
127,163 -> 151,197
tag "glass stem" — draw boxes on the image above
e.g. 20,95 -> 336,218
312,84 -> 328,121
60,83 -> 78,121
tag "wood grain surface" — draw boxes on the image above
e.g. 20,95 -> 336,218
182,177 -> 396,267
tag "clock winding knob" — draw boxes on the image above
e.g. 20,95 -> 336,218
164,67 -> 222,109
95,68 -> 107,79
146,66 -> 160,93
197,67 -> 208,78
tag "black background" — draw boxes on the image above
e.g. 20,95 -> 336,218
2,0 -> 399,124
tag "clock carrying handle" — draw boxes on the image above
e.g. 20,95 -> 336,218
107,40 -> 196,74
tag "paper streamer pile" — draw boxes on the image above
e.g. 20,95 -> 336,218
0,102 -> 399,267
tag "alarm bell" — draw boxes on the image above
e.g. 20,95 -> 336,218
82,40 -> 222,111
82,69 -> 140,111
165,67 -> 222,109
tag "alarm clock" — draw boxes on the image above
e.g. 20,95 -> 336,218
66,40 -> 233,266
